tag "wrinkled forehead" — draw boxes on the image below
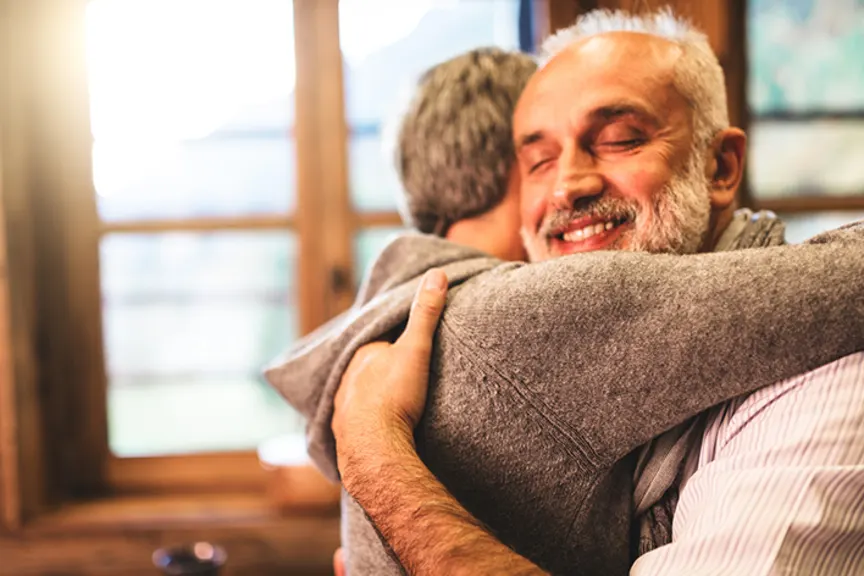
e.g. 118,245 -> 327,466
514,32 -> 686,133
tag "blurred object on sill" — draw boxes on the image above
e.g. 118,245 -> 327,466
153,541 -> 227,576
258,434 -> 341,513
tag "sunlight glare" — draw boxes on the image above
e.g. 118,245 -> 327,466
339,0 -> 432,67
85,0 -> 296,198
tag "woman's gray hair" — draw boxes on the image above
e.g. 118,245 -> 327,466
395,47 -> 538,235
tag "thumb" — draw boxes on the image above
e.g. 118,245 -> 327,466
399,268 -> 448,351
333,548 -> 345,576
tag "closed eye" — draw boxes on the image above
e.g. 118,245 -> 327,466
599,139 -> 643,149
594,138 -> 645,154
529,158 -> 553,174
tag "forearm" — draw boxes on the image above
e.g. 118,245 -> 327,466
341,429 -> 548,576
449,232 -> 864,455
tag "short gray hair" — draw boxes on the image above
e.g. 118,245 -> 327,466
540,8 -> 729,146
395,47 -> 538,235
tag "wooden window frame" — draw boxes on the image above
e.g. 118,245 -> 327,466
99,0 -> 358,497
96,0 -> 402,499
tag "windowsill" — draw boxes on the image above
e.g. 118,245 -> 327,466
7,492 -> 341,575
24,491 -> 340,536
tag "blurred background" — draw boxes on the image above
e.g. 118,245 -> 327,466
0,0 -> 861,574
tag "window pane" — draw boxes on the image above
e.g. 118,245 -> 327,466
94,137 -> 296,220
747,1 -> 864,198
354,228 -> 406,285
347,133 -> 406,213
340,0 -> 522,212
749,120 -> 864,198
101,232 -> 301,456
780,212 -> 864,244
86,0 -> 296,220
748,1 -> 864,114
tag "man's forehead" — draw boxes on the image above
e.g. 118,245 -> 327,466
514,32 -> 683,133
565,31 -> 682,68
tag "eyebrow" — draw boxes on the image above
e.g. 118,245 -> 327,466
515,131 -> 545,152
590,103 -> 659,127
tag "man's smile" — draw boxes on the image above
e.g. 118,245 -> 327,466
550,215 -> 632,254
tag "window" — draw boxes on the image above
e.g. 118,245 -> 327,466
86,0 -> 303,458
3,0 -> 530,492
747,0 -> 864,239
83,0 -> 528,464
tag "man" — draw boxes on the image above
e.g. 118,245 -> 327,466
328,8 -> 864,575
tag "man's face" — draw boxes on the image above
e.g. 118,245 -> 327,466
514,32 -> 713,262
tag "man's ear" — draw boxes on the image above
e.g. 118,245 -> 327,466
705,127 -> 746,210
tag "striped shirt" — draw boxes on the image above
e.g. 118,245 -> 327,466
631,352 -> 864,576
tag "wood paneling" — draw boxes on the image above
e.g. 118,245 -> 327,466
0,121 -> 21,533
26,0 -> 110,500
0,205 -> 17,533
544,0 -> 583,37
0,0 -> 51,527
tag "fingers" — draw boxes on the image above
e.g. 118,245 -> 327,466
400,269 -> 448,352
333,548 -> 345,576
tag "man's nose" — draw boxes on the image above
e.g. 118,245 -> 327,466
551,144 -> 603,209
551,176 -> 604,209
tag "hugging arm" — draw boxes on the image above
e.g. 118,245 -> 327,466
334,225 -> 864,573
444,228 -> 864,459
334,270 -> 548,576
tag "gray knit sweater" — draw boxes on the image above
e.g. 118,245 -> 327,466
266,222 -> 864,575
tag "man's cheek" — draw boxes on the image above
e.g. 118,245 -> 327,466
520,186 -> 548,231
607,161 -> 670,204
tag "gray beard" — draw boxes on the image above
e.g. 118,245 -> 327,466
520,149 -> 714,262
626,150 -> 712,255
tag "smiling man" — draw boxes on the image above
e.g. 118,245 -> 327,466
268,9 -> 864,576
515,24 -> 739,260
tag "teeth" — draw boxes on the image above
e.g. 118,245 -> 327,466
562,219 -> 620,242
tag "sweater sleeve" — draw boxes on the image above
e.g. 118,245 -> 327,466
439,223 -> 864,464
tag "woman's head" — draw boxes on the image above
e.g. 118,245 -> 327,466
395,47 -> 537,259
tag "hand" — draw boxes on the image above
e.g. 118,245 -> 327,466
332,269 -> 448,481
333,548 -> 345,576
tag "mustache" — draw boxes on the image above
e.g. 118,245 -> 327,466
537,197 -> 640,238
